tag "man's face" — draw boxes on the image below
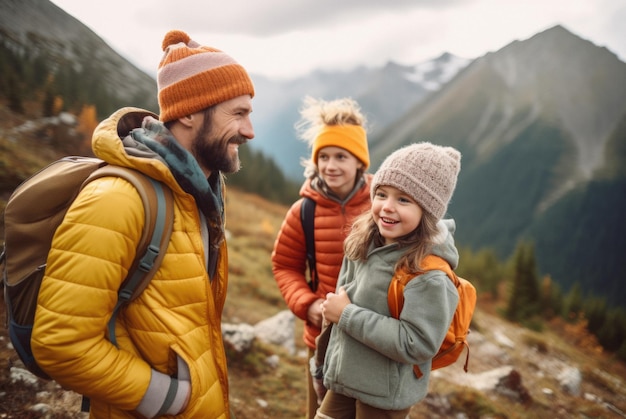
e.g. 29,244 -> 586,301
192,95 -> 254,174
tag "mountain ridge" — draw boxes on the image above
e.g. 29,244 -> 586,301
0,0 -> 158,111
366,25 -> 626,305
1,2 -> 625,306
482,25 -> 626,181
250,52 -> 471,178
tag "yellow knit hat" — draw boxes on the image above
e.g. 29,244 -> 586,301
157,30 -> 255,122
312,125 -> 370,169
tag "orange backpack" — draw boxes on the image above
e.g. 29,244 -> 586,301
388,255 -> 477,378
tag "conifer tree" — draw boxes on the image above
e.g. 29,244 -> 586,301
478,249 -> 501,298
583,297 -> 607,333
506,241 -> 541,322
539,275 -> 563,319
563,282 -> 584,320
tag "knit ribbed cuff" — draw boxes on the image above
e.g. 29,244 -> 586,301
136,369 -> 190,418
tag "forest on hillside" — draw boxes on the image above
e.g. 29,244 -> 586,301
0,36 -> 300,205
0,35 -> 146,120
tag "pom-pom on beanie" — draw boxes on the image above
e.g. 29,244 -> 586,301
157,30 -> 255,123
371,142 -> 461,220
312,125 -> 370,169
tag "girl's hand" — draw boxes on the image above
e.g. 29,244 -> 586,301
321,287 -> 351,324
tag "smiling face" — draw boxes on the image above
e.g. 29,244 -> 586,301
191,95 -> 254,175
372,185 -> 423,245
317,146 -> 363,199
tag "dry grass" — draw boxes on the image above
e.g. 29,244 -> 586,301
224,188 -> 308,418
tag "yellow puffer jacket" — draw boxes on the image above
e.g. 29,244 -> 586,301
31,108 -> 230,418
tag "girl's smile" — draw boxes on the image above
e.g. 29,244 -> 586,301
372,185 -> 423,245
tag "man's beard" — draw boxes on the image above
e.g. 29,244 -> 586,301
192,124 -> 247,174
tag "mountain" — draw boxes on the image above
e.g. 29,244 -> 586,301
0,0 -> 469,180
0,0 -> 158,113
368,25 -> 626,306
2,2 -> 624,307
251,53 -> 470,179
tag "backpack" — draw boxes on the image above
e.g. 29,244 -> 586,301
388,254 -> 477,378
1,156 -> 174,380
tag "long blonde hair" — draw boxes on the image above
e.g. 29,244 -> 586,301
296,96 -> 367,177
343,206 -> 441,273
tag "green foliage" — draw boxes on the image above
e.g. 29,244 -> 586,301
596,308 -> 626,354
227,145 -> 300,205
457,246 -> 502,298
496,240 -> 626,362
539,276 -> 563,319
1,42 -> 49,111
529,177 -> 626,308
506,241 -> 541,323
562,283 -> 585,320
0,35 -> 155,118
582,297 -> 607,332
452,117 -> 572,259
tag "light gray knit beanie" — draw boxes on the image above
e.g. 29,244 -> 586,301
371,142 -> 461,220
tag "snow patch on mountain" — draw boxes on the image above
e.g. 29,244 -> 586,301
407,53 -> 472,90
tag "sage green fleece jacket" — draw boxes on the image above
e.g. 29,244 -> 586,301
322,219 -> 460,410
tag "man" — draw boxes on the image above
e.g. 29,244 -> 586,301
31,30 -> 254,418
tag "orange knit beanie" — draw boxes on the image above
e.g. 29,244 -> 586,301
157,30 -> 255,123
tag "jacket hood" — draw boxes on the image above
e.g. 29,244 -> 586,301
92,107 -> 178,188
430,219 -> 459,269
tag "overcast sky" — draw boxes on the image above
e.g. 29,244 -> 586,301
50,0 -> 626,80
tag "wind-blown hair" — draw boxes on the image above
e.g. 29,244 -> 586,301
343,205 -> 441,273
296,96 -> 368,178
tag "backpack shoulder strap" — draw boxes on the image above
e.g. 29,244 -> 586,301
83,166 -> 174,346
387,255 -> 457,318
300,197 -> 319,292
420,255 -> 459,286
387,268 -> 414,318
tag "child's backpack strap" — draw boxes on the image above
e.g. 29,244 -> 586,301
388,255 -> 456,317
300,197 -> 319,291
84,166 -> 175,346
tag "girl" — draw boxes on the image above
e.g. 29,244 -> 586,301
271,96 -> 372,419
317,142 -> 462,419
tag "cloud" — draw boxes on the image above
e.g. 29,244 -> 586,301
50,0 -> 626,80
138,0 -> 460,36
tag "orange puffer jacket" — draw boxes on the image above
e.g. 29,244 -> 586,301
271,175 -> 372,348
